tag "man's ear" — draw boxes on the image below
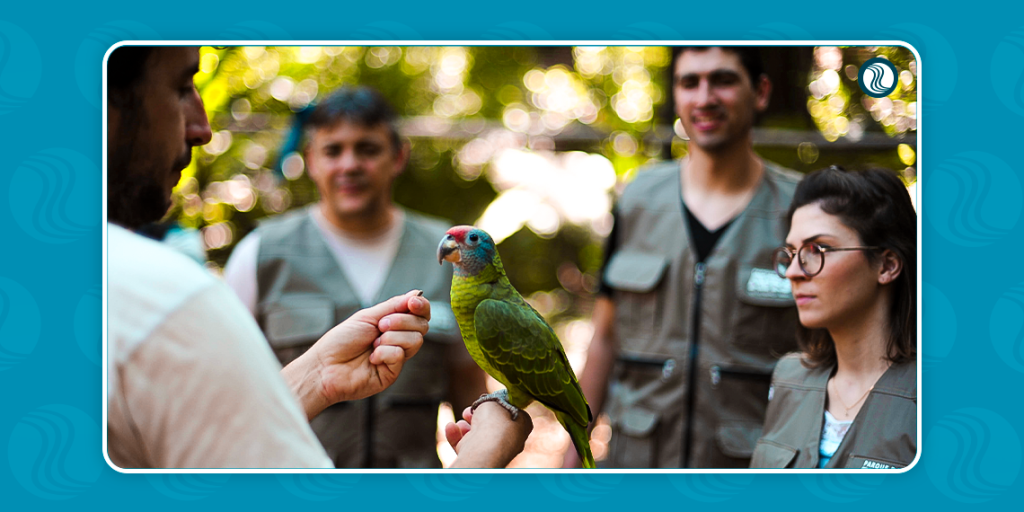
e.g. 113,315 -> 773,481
303,146 -> 319,178
755,75 -> 772,112
878,249 -> 903,285
393,140 -> 411,178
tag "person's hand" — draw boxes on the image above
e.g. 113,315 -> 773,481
445,402 -> 532,468
283,290 -> 430,420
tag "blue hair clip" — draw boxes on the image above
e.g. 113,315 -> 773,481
273,104 -> 315,180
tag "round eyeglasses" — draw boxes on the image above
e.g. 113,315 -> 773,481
772,243 -> 883,278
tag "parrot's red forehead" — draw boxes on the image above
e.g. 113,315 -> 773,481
446,225 -> 475,242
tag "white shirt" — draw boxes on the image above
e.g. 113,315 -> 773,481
223,207 -> 404,313
819,409 -> 853,468
107,223 -> 331,468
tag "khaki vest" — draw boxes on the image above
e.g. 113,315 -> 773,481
751,353 -> 918,469
603,159 -> 801,468
255,207 -> 459,468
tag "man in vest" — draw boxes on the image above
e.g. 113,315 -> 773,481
223,86 -> 486,468
566,47 -> 802,468
106,46 -> 534,468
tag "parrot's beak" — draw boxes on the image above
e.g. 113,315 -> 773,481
438,236 -> 461,265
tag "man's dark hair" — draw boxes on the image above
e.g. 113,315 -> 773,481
304,86 -> 402,151
675,46 -> 765,84
786,165 -> 917,368
107,46 -> 169,229
107,46 -> 155,107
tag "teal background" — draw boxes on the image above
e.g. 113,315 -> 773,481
2,0 -> 1022,507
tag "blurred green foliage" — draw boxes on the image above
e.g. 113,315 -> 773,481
173,45 -> 917,329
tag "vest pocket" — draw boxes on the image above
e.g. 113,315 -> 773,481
604,251 -> 670,352
715,420 -> 764,459
750,439 -> 798,468
263,294 -> 335,349
732,265 -> 798,352
608,405 -> 660,468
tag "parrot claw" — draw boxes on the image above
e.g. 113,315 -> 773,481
472,389 -> 519,421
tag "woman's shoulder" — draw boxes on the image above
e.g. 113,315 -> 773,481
874,359 -> 917,399
771,352 -> 831,389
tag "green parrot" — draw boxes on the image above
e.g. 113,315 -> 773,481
437,225 -> 595,469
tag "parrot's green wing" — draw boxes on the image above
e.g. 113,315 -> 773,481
474,298 -> 592,427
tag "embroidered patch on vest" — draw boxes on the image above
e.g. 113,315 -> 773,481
861,459 -> 897,469
746,268 -> 792,299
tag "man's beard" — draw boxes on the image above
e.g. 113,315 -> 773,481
107,166 -> 173,230
107,102 -> 187,230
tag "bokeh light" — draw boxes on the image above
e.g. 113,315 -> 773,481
172,45 -> 917,468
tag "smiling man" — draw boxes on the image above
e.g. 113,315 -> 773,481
104,48 -> 532,469
223,86 -> 486,468
569,47 -> 803,468
106,47 -> 436,468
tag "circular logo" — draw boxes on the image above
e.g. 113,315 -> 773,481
858,57 -> 899,98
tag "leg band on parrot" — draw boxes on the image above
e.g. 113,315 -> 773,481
472,389 -> 520,420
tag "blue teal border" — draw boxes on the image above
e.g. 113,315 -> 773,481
1,3 -> 1020,508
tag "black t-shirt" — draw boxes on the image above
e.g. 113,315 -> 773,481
597,201 -> 734,297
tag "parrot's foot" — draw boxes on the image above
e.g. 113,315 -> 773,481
472,389 -> 520,420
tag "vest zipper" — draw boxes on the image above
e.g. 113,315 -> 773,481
681,261 -> 705,467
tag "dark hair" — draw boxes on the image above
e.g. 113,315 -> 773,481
107,46 -> 155,107
304,86 -> 402,152
675,46 -> 765,85
787,165 -> 917,368
107,46 -> 166,229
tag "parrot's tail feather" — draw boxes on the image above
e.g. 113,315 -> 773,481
559,413 -> 596,469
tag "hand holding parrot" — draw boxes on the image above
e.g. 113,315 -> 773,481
438,226 -> 596,468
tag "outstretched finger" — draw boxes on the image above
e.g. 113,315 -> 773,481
357,290 -> 422,324
407,294 -> 431,322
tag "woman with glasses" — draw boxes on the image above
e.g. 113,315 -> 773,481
750,166 -> 917,469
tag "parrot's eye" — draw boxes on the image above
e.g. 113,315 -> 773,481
469,233 -> 479,243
